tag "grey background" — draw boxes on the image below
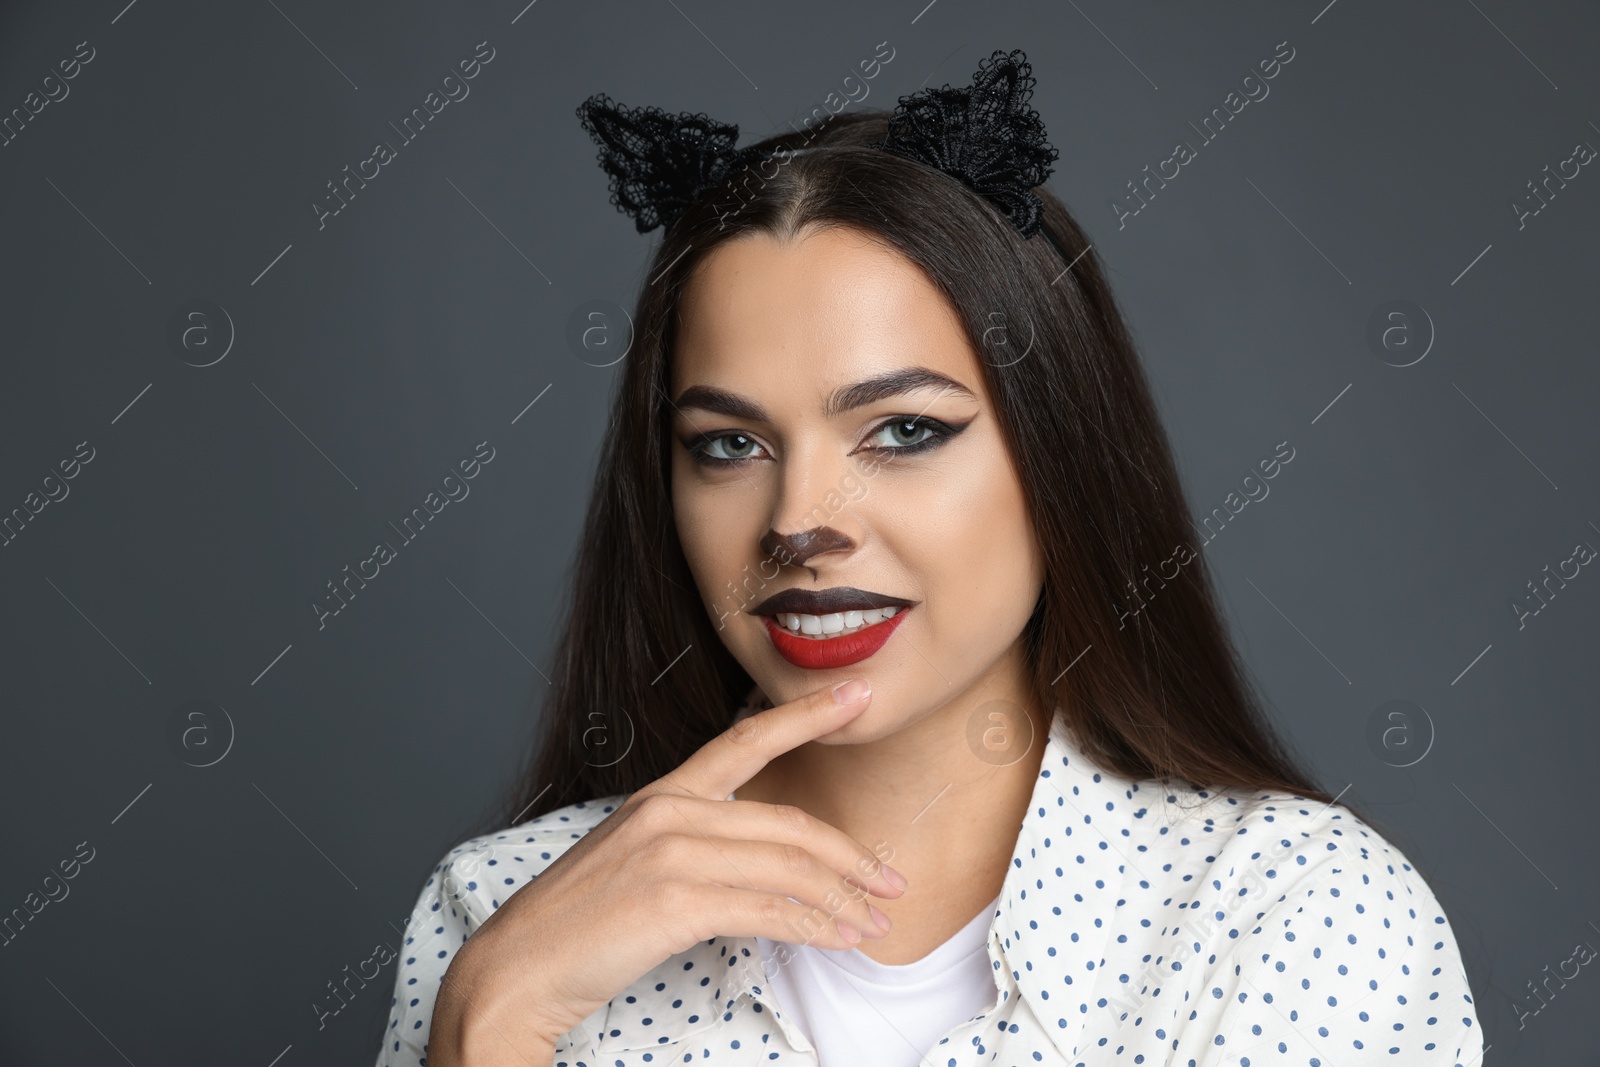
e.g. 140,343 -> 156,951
0,0 -> 1594,1062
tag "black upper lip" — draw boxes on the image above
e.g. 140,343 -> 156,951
748,586 -> 917,617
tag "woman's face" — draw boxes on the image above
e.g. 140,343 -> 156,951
669,224 -> 1045,744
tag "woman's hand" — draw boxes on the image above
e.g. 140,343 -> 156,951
426,677 -> 907,1067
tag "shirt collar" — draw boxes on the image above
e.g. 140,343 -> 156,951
994,712 -> 1154,1061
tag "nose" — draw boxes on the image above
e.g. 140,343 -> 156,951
760,525 -> 853,569
759,439 -> 861,571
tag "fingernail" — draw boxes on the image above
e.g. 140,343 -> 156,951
832,678 -> 870,704
881,864 -> 908,891
836,919 -> 861,944
869,905 -> 891,931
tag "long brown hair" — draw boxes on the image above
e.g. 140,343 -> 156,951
497,108 -> 1348,830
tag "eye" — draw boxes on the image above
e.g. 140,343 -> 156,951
681,415 -> 968,469
860,415 -> 964,457
684,431 -> 769,466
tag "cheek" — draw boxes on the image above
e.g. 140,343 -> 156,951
671,459 -> 759,594
671,460 -> 716,580
877,442 -> 1042,635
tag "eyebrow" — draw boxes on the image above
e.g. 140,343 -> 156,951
672,367 -> 978,422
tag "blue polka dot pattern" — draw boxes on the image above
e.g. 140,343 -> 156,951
374,716 -> 1482,1066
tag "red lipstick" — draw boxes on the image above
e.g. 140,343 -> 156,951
760,609 -> 910,670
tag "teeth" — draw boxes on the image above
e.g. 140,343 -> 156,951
775,606 -> 902,639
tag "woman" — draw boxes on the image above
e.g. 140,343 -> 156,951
375,51 -> 1482,1067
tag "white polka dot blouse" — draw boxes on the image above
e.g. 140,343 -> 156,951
375,713 -> 1483,1066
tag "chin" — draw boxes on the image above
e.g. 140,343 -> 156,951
810,709 -> 904,744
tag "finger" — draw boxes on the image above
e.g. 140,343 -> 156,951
661,678 -> 872,799
672,834 -> 891,940
650,795 -> 907,899
664,883 -> 875,950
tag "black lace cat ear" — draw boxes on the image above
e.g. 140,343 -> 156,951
870,49 -> 1059,238
577,50 -> 1058,239
576,93 -> 765,234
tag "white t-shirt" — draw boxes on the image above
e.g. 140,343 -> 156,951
755,896 -> 1000,1066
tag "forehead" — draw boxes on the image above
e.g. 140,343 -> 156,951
670,225 -> 985,404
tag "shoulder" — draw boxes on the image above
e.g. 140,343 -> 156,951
1154,786 -> 1482,1062
374,796 -> 624,1066
1145,780 -> 1442,908
427,795 -> 624,929
1152,783 -> 1460,955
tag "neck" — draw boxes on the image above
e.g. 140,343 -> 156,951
737,644 -> 1053,961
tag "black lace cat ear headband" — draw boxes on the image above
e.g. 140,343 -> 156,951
575,48 -> 1076,268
